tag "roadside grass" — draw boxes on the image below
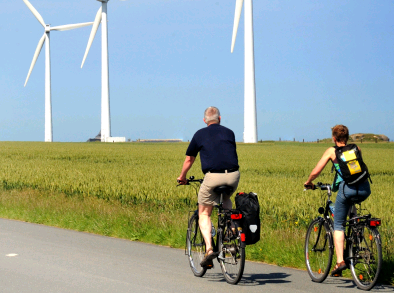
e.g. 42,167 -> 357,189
1,186 -> 393,285
0,141 -> 393,284
0,187 -> 308,266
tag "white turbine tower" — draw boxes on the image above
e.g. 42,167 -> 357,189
23,0 -> 93,142
231,0 -> 258,143
81,0 -> 112,142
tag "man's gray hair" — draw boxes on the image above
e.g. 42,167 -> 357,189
204,106 -> 220,124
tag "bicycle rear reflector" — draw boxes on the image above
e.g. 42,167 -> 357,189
368,219 -> 381,227
240,233 -> 246,242
231,214 -> 243,220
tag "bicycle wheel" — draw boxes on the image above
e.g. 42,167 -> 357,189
218,224 -> 245,285
186,214 -> 207,277
305,218 -> 333,282
349,226 -> 382,290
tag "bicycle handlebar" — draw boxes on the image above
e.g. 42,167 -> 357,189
187,176 -> 204,184
177,176 -> 203,186
304,182 -> 331,191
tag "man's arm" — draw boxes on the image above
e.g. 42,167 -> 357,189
177,156 -> 196,184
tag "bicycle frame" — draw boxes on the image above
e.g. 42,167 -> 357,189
312,185 -> 362,265
305,182 -> 382,290
185,195 -> 245,256
183,178 -> 245,254
214,202 -> 246,258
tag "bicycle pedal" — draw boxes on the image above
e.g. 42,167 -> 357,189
331,272 -> 342,277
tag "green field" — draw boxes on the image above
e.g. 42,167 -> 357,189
0,141 -> 393,284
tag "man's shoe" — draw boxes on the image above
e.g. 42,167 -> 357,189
200,248 -> 218,267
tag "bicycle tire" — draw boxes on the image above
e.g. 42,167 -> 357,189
349,225 -> 382,290
305,218 -> 333,282
218,224 -> 245,285
186,214 -> 207,277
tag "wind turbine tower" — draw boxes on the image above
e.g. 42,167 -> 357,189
82,0 -> 112,142
22,0 -> 93,142
231,0 -> 258,143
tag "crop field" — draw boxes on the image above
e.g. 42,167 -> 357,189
0,141 -> 393,284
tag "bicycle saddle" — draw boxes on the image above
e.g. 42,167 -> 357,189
213,185 -> 233,196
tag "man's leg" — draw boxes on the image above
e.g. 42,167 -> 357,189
199,204 -> 214,252
221,171 -> 239,211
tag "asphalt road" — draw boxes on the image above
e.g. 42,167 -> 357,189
0,219 -> 391,293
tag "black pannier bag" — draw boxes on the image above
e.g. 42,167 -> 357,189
235,192 -> 260,245
334,144 -> 370,185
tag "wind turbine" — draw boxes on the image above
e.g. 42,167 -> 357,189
81,0 -> 112,142
231,0 -> 258,143
23,0 -> 93,142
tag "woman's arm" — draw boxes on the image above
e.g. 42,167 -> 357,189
304,147 -> 335,186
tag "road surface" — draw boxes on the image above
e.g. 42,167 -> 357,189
0,219 -> 391,292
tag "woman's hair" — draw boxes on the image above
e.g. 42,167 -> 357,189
332,125 -> 349,143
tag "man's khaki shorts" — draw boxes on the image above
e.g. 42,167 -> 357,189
198,171 -> 240,206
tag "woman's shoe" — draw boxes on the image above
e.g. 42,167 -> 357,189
331,261 -> 347,276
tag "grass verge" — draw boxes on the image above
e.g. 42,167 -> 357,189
1,187 -> 393,285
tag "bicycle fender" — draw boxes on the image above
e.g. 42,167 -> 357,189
323,222 -> 335,249
313,217 -> 334,249
372,229 -> 382,245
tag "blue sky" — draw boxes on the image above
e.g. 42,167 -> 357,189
1,0 -> 393,142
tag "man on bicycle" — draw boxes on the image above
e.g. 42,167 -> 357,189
177,106 -> 240,267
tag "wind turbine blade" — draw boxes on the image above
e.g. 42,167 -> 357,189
81,7 -> 102,68
231,0 -> 244,53
51,22 -> 94,31
24,33 -> 46,87
22,0 -> 46,28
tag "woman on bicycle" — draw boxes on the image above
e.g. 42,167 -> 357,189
304,125 -> 371,276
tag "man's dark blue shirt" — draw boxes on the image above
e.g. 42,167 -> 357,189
186,124 -> 239,174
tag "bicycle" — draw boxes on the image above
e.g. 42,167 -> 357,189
304,182 -> 382,291
180,176 -> 246,285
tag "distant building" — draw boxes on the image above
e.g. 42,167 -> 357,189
87,131 -> 101,142
87,131 -> 126,142
106,137 -> 126,143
